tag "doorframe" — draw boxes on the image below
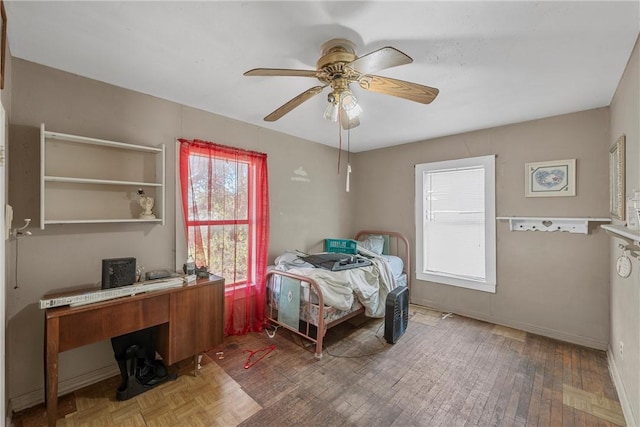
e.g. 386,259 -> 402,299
0,99 -> 7,423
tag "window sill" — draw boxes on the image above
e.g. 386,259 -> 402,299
417,273 -> 496,293
225,282 -> 259,299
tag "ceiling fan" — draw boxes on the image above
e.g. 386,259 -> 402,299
244,39 -> 439,129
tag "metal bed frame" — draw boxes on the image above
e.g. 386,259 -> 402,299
266,230 -> 410,358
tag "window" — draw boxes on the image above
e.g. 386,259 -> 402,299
179,138 -> 269,335
415,155 -> 496,293
185,153 -> 250,286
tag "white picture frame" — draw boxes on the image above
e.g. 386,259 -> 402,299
609,135 -> 625,220
525,159 -> 576,197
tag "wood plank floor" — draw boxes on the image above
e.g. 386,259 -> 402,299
13,305 -> 625,426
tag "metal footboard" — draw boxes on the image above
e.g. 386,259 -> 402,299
266,270 -> 328,358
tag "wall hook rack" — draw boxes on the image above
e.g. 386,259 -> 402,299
11,218 -> 32,238
618,243 -> 640,251
496,217 -> 611,235
601,224 -> 640,244
618,243 -> 640,259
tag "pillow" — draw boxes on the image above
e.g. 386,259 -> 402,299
358,235 -> 385,255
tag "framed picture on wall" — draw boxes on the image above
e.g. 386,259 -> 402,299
0,0 -> 6,90
525,159 -> 576,197
609,135 -> 625,220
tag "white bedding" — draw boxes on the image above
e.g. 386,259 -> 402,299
274,252 -> 398,318
380,254 -> 403,278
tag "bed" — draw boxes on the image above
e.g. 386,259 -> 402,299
265,230 -> 411,358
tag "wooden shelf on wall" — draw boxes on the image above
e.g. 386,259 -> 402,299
601,224 -> 640,243
496,217 -> 611,235
40,123 -> 166,229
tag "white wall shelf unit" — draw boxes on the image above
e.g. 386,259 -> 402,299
40,124 -> 165,229
601,224 -> 640,243
496,217 -> 611,235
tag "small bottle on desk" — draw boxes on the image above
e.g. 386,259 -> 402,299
184,255 -> 196,283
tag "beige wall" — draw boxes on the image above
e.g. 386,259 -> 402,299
354,108 -> 611,350
2,43 -> 13,423
608,35 -> 639,426
6,59 -> 355,407
6,41 -> 638,422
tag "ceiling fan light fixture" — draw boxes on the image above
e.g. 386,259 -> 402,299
340,109 -> 360,129
340,90 -> 362,120
323,96 -> 340,122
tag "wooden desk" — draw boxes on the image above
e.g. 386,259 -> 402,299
44,276 -> 224,426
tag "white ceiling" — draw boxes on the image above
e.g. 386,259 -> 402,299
5,1 -> 640,152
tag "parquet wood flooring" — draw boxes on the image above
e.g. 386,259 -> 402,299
12,355 -> 261,427
12,305 -> 625,426
213,306 -> 625,427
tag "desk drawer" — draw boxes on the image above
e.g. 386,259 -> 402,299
58,294 -> 170,352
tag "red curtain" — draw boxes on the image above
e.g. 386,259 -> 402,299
178,138 -> 269,335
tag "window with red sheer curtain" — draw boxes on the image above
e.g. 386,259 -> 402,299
178,138 -> 269,335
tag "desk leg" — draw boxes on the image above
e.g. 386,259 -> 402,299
194,354 -> 203,376
45,317 -> 59,427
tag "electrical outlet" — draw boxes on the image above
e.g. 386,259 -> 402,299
619,341 -> 624,361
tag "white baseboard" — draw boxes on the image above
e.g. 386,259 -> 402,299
411,297 -> 608,350
607,346 -> 637,427
9,364 -> 119,413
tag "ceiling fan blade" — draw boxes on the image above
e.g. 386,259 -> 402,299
264,86 -> 326,122
346,47 -> 413,75
244,68 -> 319,78
358,75 -> 439,104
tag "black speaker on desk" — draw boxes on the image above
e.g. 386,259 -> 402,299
102,257 -> 137,289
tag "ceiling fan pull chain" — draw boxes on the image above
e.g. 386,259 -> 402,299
337,107 -> 342,175
347,126 -> 350,163
346,127 -> 351,192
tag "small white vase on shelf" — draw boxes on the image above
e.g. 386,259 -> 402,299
139,196 -> 156,219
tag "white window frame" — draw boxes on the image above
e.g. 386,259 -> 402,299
415,155 -> 496,293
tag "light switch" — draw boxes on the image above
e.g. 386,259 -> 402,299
5,204 -> 12,240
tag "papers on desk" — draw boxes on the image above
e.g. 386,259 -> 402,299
39,278 -> 185,309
